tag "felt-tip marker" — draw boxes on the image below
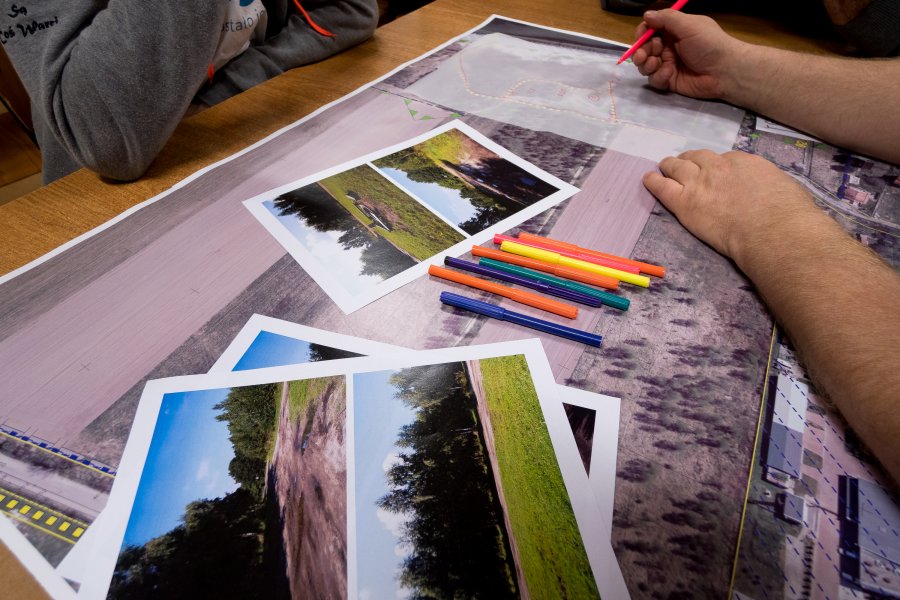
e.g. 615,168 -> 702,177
444,256 -> 604,307
478,257 -> 631,311
440,292 -> 603,347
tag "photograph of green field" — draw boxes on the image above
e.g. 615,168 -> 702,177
373,128 -> 559,235
354,356 -> 598,599
109,375 -> 347,599
261,163 -> 465,296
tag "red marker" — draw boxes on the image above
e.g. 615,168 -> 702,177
617,0 -> 690,65
518,231 -> 666,278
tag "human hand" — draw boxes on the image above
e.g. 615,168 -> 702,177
642,150 -> 816,263
631,10 -> 745,99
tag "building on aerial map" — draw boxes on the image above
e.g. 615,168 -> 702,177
838,476 -> 900,598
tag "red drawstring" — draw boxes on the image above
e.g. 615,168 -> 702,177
292,0 -> 335,37
207,0 -> 334,83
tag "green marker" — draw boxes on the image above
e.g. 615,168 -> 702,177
479,258 -> 630,311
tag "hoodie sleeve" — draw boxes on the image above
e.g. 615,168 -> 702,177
195,0 -> 378,107
1,0 -> 229,181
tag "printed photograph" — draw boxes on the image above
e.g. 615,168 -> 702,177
372,127 -> 560,234
260,163 -> 466,297
108,376 -> 347,599
232,330 -> 362,371
353,355 -> 599,599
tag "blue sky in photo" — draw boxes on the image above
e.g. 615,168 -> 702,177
122,388 -> 239,547
262,199 -> 385,295
354,370 -> 418,600
377,166 -> 477,228
233,331 -> 314,371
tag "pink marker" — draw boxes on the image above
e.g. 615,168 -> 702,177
616,0 -> 690,65
491,233 -> 640,274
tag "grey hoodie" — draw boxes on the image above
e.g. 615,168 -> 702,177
1,0 -> 377,183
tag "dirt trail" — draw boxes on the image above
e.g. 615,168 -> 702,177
269,378 -> 347,599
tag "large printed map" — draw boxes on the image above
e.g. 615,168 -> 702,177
0,15 -> 897,599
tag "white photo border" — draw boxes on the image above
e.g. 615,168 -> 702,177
242,120 -> 579,313
76,340 -> 621,599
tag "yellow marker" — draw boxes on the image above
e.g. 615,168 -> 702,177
19,505 -> 30,515
59,522 -> 70,532
32,511 -> 44,520
46,516 -> 57,526
6,500 -> 17,509
500,241 -> 651,288
0,494 -> 5,502
73,527 -> 84,538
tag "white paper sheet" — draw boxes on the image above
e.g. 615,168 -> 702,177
75,341 -> 627,599
243,120 -> 578,313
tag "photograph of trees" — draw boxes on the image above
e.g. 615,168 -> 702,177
109,375 -> 347,599
373,128 -> 559,235
262,163 -> 465,295
354,356 -> 599,599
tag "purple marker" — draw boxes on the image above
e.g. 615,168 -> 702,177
444,256 -> 604,307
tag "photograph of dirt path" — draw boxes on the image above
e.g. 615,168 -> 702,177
260,163 -> 465,297
353,357 -> 598,599
107,377 -> 347,599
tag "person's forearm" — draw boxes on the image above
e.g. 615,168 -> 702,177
197,0 -> 377,107
722,45 -> 900,164
3,1 -> 227,181
733,198 -> 900,483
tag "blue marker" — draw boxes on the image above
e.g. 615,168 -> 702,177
443,256 -> 603,307
440,292 -> 603,347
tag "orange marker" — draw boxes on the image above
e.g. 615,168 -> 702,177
518,232 -> 666,278
471,246 -> 619,290
428,265 -> 578,319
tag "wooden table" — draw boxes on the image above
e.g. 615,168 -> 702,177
0,0 -> 841,596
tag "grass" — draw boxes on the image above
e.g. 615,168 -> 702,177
265,382 -> 285,465
319,165 -> 464,261
286,377 -> 333,423
286,376 -> 346,453
419,129 -> 468,163
477,355 -> 599,599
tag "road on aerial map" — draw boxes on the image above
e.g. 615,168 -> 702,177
0,486 -> 88,544
0,453 -> 108,518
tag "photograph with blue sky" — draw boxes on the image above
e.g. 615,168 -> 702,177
110,376 -> 349,599
352,357 -> 600,599
372,128 -> 559,235
353,363 -> 522,599
260,162 -> 464,297
122,389 -> 238,548
233,330 -> 361,371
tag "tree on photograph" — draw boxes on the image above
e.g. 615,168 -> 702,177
307,342 -> 361,363
273,180 -> 417,279
378,363 -> 519,599
273,184 -> 357,234
109,488 -> 268,599
375,149 -> 519,234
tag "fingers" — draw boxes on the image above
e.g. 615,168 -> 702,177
659,155 -> 701,184
643,9 -> 699,37
642,171 -> 683,209
633,35 -> 663,70
647,63 -> 674,90
678,149 -> 718,168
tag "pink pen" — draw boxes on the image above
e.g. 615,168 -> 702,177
616,0 -> 690,65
